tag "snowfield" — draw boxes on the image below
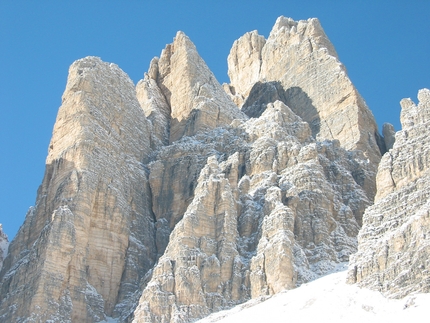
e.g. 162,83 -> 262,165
197,264 -> 430,323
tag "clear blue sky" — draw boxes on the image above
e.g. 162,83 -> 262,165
1,1 -> 429,240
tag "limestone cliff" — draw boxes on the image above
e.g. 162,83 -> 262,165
1,16 -> 423,323
136,32 -> 248,260
0,225 -> 8,272
139,31 -> 246,144
133,100 -> 373,323
0,57 -> 156,322
348,89 -> 430,298
225,17 -> 382,190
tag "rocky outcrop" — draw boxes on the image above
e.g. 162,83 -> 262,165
146,127 -> 247,259
226,17 -> 381,176
0,57 -> 156,322
0,225 -> 8,272
348,89 -> 430,298
0,17 -> 396,323
136,74 -> 171,147
143,31 -> 246,143
133,156 -> 244,323
137,32 -> 248,258
133,100 -> 373,322
225,31 -> 266,107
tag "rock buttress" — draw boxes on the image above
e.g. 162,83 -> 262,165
348,89 -> 430,298
0,57 -> 157,322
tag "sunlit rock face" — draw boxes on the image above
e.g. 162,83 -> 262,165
2,16 -> 416,323
0,57 -> 156,323
226,16 -> 382,199
142,31 -> 246,144
0,225 -> 8,272
134,31 -> 249,264
348,89 -> 430,298
133,100 -> 373,323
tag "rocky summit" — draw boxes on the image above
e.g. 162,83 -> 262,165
0,16 -> 428,323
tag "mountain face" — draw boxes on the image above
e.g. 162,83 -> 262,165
0,225 -> 8,272
0,16 -> 427,323
225,17 -> 382,164
132,101 -> 372,322
0,57 -> 156,323
348,89 -> 430,298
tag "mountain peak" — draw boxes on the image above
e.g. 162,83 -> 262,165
0,17 -> 428,323
227,16 -> 380,198
141,28 -> 246,143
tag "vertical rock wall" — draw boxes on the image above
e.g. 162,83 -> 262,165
0,16 -> 397,323
0,225 -> 8,272
226,17 -> 382,191
0,57 -> 156,322
348,89 -> 430,298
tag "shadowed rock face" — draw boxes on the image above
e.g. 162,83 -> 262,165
348,89 -> 430,298
382,122 -> 396,151
242,83 -> 321,138
242,81 -> 288,118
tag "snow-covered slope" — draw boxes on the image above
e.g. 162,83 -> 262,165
197,265 -> 430,323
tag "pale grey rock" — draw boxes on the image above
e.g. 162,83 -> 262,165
242,102 -> 370,288
227,16 -> 382,194
146,31 -> 246,143
0,225 -> 8,272
137,31 -> 248,260
0,57 -> 156,322
376,89 -> 430,201
249,186 -> 296,296
133,100 -> 373,322
348,89 -> 430,298
136,71 -> 171,147
133,156 -> 245,323
227,31 -> 266,106
147,125 -> 248,259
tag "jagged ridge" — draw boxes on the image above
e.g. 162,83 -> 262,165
0,16 -> 427,323
348,89 -> 430,298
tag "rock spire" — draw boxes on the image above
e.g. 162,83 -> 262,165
0,57 -> 156,322
1,16 -> 422,323
225,16 -> 382,173
137,31 -> 246,144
